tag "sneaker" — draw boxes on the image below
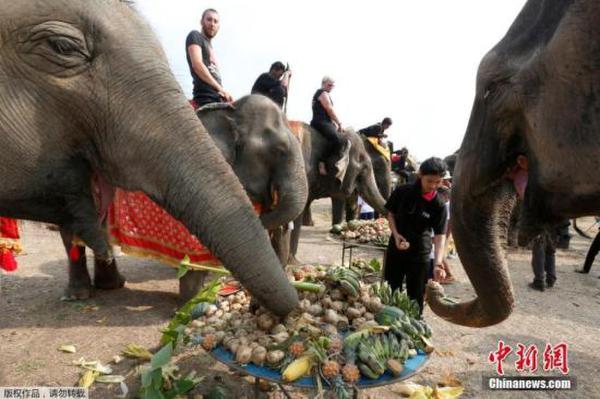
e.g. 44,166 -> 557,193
529,281 -> 545,292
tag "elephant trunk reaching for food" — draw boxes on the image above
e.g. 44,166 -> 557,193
0,0 -> 297,316
427,0 -> 600,326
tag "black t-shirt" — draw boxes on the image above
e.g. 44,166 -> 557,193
359,123 -> 384,138
251,73 -> 286,107
185,30 -> 222,105
385,181 -> 448,261
311,89 -> 332,124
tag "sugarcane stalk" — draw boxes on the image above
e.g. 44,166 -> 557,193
180,259 -> 325,293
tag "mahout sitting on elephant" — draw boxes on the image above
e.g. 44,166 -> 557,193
287,122 -> 387,264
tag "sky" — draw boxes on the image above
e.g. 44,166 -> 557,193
135,1 -> 527,162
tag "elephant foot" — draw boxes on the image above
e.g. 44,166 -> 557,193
64,280 -> 93,300
178,270 -> 207,305
93,258 -> 126,290
288,255 -> 302,266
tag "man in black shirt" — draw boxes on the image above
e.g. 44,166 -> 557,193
251,61 -> 292,108
186,8 -> 233,108
359,117 -> 393,139
384,157 -> 448,316
311,76 -> 346,175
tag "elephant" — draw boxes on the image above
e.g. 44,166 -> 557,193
288,122 -> 387,263
332,135 -> 392,224
0,0 -> 298,316
427,0 -> 600,327
65,96 -> 308,301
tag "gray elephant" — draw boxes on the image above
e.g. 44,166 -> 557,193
332,135 -> 392,224
427,0 -> 600,327
66,96 -> 308,301
289,122 -> 387,263
0,0 -> 297,316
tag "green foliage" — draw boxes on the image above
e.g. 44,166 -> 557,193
160,278 -> 221,347
139,342 -> 204,399
368,258 -> 382,272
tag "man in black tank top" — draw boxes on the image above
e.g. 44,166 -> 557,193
311,76 -> 346,175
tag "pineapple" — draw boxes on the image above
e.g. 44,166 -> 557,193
322,360 -> 341,379
289,341 -> 305,358
342,363 -> 360,384
201,334 -> 217,351
327,336 -> 343,354
293,270 -> 305,281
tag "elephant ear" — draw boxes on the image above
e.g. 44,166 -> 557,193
196,107 -> 240,163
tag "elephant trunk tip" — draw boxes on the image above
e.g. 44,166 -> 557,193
426,281 -> 514,327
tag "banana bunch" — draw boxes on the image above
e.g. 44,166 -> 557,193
391,289 -> 421,319
356,337 -> 386,379
326,266 -> 362,297
356,333 -> 409,379
370,281 -> 393,305
372,235 -> 388,248
389,316 -> 433,353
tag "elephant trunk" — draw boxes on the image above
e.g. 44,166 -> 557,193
260,139 -> 308,230
358,168 -> 387,215
106,93 -> 298,316
426,107 -> 517,326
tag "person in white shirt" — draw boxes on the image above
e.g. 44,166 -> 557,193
357,196 -> 375,220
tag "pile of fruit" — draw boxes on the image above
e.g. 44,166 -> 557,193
330,219 -> 391,247
186,264 -> 433,398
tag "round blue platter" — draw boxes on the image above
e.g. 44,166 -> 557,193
208,345 -> 429,389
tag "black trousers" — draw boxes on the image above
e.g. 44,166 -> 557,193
311,120 -> 344,156
531,232 -> 556,284
583,231 -> 600,273
384,242 -> 428,316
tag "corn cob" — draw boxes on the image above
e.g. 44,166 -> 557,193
282,354 -> 314,382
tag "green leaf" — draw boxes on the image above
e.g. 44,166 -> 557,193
140,386 -> 165,399
176,264 -> 189,279
160,279 -> 221,347
151,343 -> 173,371
141,368 -> 162,388
369,258 -> 382,272
172,378 -> 197,395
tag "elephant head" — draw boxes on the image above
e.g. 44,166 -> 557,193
427,0 -> 600,327
0,0 -> 297,316
363,138 -> 392,200
197,95 -> 308,230
342,132 -> 387,214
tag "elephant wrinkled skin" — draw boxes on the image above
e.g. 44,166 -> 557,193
289,123 -> 387,263
427,0 -> 600,327
0,0 -> 297,316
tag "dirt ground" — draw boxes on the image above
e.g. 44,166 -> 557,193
1,199 -> 599,398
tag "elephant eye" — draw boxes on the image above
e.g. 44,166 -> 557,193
47,36 -> 82,56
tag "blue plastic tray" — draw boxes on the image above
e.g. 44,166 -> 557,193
209,346 -> 429,388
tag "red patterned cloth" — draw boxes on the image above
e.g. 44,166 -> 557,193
108,190 -> 262,268
0,217 -> 21,272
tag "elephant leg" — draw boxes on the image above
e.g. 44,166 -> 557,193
59,229 -> 92,300
289,214 -> 303,265
345,193 -> 359,222
331,197 -> 346,226
94,256 -> 125,290
302,202 -> 315,226
270,226 -> 291,268
179,270 -> 207,304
